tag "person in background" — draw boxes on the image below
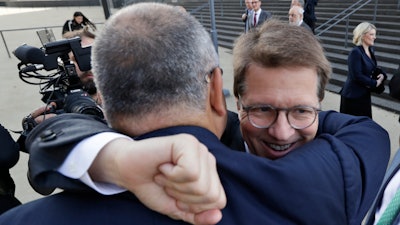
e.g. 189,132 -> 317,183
291,0 -> 304,7
340,22 -> 386,119
68,30 -> 100,104
248,0 -> 271,29
303,0 -> 318,34
0,123 -> 21,214
17,30 -> 100,153
241,0 -> 253,33
62,11 -> 97,39
288,5 -> 312,32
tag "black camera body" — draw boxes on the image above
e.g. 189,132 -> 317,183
14,37 -> 104,122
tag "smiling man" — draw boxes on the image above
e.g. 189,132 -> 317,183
6,12 -> 390,225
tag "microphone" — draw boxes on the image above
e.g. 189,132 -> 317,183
20,64 -> 44,73
13,44 -> 45,65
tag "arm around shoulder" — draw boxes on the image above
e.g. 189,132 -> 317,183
26,113 -> 112,194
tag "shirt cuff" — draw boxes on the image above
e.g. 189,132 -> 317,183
57,132 -> 131,195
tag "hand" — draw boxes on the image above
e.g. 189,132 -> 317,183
29,103 -> 57,124
89,134 -> 226,225
376,74 -> 385,87
242,13 -> 247,20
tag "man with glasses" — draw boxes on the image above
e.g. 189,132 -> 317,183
9,10 -> 389,225
248,0 -> 271,28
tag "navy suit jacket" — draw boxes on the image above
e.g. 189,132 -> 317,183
0,111 -> 390,224
340,46 -> 378,99
365,149 -> 400,225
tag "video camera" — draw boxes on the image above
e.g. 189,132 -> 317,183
13,37 -> 104,126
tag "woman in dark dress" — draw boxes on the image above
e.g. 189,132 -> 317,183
340,22 -> 385,118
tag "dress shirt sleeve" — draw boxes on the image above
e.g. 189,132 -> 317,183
57,132 -> 131,195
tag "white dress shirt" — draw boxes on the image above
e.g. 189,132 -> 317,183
58,132 -> 130,194
374,170 -> 400,225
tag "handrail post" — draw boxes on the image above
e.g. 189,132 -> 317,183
209,0 -> 219,54
0,31 -> 11,58
220,0 -> 224,17
345,17 -> 349,48
372,0 -> 378,24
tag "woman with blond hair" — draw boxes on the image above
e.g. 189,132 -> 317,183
340,22 -> 386,118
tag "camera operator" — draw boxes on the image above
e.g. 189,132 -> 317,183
17,31 -> 101,152
68,30 -> 101,105
0,123 -> 21,214
28,30 -> 99,121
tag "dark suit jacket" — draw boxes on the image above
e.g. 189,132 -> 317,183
242,8 -> 251,33
340,46 -> 379,99
0,124 -> 21,214
365,149 -> 400,225
300,21 -> 313,32
0,111 -> 390,224
249,9 -> 271,29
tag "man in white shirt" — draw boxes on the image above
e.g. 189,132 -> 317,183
249,0 -> 271,28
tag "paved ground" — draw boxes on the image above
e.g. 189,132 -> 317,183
1,6 -> 399,204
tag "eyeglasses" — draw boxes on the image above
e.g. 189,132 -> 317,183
251,1 -> 259,4
240,103 -> 320,129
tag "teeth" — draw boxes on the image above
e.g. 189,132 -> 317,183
268,143 -> 291,151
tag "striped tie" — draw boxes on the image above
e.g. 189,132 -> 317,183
377,189 -> 400,225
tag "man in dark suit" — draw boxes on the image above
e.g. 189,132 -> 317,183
0,4 -> 390,225
303,0 -> 318,33
249,0 -> 271,28
241,0 -> 253,33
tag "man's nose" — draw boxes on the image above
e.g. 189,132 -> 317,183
267,111 -> 295,141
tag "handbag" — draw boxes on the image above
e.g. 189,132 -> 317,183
371,67 -> 387,94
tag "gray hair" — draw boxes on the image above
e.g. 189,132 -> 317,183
92,3 -> 219,126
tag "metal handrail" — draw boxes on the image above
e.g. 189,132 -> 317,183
315,0 -> 374,38
0,23 -> 104,58
187,0 -> 222,54
0,25 -> 63,58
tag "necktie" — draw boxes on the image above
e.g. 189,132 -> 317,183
376,188 -> 400,225
253,13 -> 257,27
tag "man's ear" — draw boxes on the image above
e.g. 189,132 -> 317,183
209,67 -> 226,117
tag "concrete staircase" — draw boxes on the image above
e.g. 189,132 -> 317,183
175,0 -> 400,113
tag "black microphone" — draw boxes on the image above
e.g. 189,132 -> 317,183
20,64 -> 44,73
13,44 -> 45,65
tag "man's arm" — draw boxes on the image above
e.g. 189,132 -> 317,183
90,135 -> 226,224
26,114 -> 111,195
26,113 -> 226,225
316,110 -> 390,223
